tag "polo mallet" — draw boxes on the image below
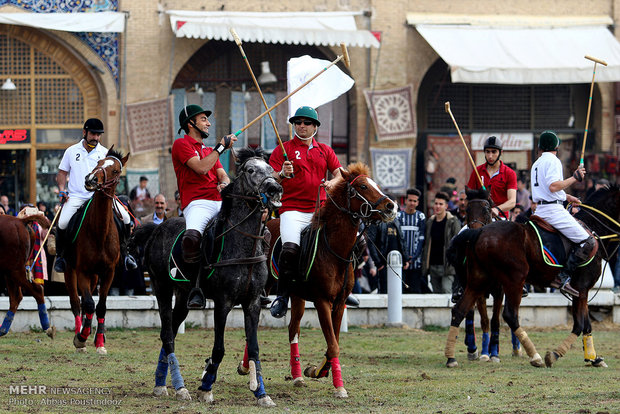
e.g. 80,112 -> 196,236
230,28 -> 293,177
580,55 -> 608,167
25,205 -> 62,280
233,43 -> 350,137
444,102 -> 485,190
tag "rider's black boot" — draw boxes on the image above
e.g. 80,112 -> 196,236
53,228 -> 67,272
270,242 -> 300,318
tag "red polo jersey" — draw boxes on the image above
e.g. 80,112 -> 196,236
171,135 -> 223,209
467,160 -> 517,218
269,137 -> 341,213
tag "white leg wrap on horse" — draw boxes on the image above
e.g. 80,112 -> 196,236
445,326 -> 459,359
249,360 -> 258,392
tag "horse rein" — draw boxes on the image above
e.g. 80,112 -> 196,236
89,156 -> 122,196
325,175 -> 388,222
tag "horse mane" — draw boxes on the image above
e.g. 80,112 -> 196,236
106,147 -> 124,160
218,147 -> 267,221
583,183 -> 619,207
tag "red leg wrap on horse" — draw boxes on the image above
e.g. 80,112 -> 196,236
74,315 -> 82,335
331,357 -> 344,388
242,342 -> 249,369
81,313 -> 93,339
95,333 -> 105,348
290,343 -> 302,378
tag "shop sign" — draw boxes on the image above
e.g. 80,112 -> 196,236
0,129 -> 30,145
471,132 -> 533,151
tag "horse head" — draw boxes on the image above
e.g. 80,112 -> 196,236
465,186 -> 492,229
337,162 -> 397,224
577,184 -> 620,248
85,146 -> 130,193
232,147 -> 282,210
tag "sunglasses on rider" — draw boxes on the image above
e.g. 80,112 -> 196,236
294,121 -> 314,126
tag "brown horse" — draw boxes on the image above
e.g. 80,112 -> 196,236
266,162 -> 397,397
455,188 -> 520,363
0,213 -> 55,338
445,185 -> 620,368
64,148 -> 129,354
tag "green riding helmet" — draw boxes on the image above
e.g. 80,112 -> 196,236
538,130 -> 561,151
178,104 -> 212,134
289,106 -> 321,127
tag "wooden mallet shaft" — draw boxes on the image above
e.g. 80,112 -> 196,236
445,101 -> 485,190
230,28 -> 289,161
580,55 -> 608,166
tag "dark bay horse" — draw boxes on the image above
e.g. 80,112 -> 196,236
64,148 -> 129,354
445,185 -> 620,368
266,162 -> 397,398
0,213 -> 55,338
140,147 -> 282,405
456,188 -> 520,364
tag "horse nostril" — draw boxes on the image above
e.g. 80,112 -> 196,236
386,202 -> 394,211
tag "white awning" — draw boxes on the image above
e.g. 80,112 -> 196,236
0,12 -> 125,33
166,10 -> 380,48
413,24 -> 620,84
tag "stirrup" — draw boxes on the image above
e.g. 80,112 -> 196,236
187,288 -> 206,309
559,280 -> 579,297
125,254 -> 138,270
54,257 -> 66,273
270,296 -> 289,318
345,294 -> 360,307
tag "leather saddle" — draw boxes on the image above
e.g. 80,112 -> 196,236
270,224 -> 321,283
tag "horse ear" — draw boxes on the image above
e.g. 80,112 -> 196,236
121,153 -> 130,166
339,167 -> 350,181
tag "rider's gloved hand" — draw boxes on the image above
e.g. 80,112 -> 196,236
59,190 -> 68,205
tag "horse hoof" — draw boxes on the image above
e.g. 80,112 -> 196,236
512,348 -> 523,357
446,358 -> 458,368
530,353 -> 544,367
490,356 -> 501,363
96,346 -> 107,355
237,361 -> 249,375
303,365 -> 316,378
46,326 -> 57,339
467,350 -> 479,361
544,351 -> 558,368
479,354 -> 490,362
196,389 -> 213,403
591,357 -> 608,368
292,377 -> 305,387
73,335 -> 86,349
153,386 -> 168,397
257,395 -> 276,407
334,387 -> 348,398
76,347 -> 87,353
175,387 -> 191,401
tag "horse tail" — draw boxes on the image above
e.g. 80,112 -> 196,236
447,229 -> 483,268
19,213 -> 51,229
129,222 -> 159,266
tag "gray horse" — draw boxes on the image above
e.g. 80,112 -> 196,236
133,147 -> 282,406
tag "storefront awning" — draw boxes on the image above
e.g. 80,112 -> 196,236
0,12 -> 125,33
166,10 -> 380,48
409,17 -> 620,84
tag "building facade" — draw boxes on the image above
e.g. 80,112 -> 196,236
0,0 -> 618,213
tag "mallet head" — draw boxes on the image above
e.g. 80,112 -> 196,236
230,27 -> 242,46
445,101 -> 451,113
340,43 -> 350,68
585,55 -> 608,66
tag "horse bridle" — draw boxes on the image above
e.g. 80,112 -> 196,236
89,156 -> 122,195
326,175 -> 389,222
466,198 -> 492,228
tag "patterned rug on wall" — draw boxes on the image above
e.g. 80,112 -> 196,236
369,147 -> 412,195
126,96 -> 174,154
364,85 -> 417,141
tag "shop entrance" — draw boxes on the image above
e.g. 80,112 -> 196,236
0,149 -> 29,212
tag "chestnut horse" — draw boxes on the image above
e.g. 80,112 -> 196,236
266,162 -> 397,397
0,213 -> 55,338
445,185 -> 620,368
64,148 -> 129,354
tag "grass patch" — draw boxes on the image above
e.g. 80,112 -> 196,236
0,324 -> 619,413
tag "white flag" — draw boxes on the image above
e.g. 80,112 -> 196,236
287,55 -> 354,118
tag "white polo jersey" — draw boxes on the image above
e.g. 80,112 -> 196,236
58,140 -> 109,200
531,152 -> 565,203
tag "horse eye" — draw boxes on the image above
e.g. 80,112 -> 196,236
247,168 -> 254,174
360,184 -> 367,190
